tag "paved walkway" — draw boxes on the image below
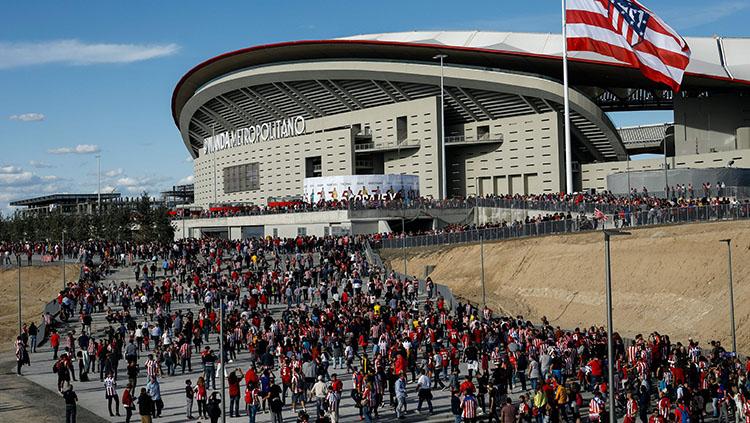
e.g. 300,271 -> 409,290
9,260 -> 481,423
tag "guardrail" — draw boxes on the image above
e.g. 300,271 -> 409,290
445,135 -> 503,145
378,203 -> 750,249
365,241 -> 457,312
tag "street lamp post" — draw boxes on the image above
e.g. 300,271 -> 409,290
220,295 -> 226,423
17,254 -> 22,336
62,229 -> 66,290
433,54 -> 448,200
719,239 -> 737,353
663,139 -> 669,198
603,229 -> 630,423
96,154 -> 102,212
480,231 -> 486,309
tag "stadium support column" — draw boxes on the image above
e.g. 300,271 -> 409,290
434,54 -> 448,199
562,0 -> 574,193
603,229 -> 629,423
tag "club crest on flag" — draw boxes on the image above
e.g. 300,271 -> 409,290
609,0 -> 650,46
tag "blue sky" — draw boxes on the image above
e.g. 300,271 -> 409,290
1,0 -> 748,213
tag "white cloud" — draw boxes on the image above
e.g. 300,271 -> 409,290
0,39 -> 180,69
664,1 -> 750,29
114,175 -> 170,194
185,156 -> 194,163
48,144 -> 100,155
104,168 -> 123,178
0,165 -> 24,174
9,113 -> 45,122
178,175 -> 194,185
29,160 -> 54,168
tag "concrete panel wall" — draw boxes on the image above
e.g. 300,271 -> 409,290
193,97 -> 443,206
674,92 -> 750,156
448,112 -> 564,196
581,148 -> 750,191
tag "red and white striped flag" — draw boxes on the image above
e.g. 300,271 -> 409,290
566,0 -> 691,91
594,207 -> 609,221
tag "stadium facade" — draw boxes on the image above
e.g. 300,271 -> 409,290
173,31 -> 750,212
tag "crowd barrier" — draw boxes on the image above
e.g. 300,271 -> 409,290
379,203 -> 750,249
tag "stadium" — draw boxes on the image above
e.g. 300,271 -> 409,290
170,31 -> 750,237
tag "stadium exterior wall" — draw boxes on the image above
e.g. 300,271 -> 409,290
581,149 -> 750,191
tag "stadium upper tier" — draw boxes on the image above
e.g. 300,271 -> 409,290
173,31 -> 750,159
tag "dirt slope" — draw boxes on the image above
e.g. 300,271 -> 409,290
0,264 -> 80,351
383,220 -> 750,352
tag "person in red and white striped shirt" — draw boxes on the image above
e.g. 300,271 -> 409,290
462,392 -> 479,422
589,392 -> 605,422
656,390 -> 671,422
104,373 -> 120,417
625,391 -> 638,423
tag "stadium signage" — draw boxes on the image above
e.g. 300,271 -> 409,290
202,115 -> 305,155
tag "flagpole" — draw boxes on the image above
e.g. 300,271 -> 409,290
562,0 -> 574,194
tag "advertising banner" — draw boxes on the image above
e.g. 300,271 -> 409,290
303,174 -> 419,202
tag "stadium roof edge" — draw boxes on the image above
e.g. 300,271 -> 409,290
172,31 -> 750,127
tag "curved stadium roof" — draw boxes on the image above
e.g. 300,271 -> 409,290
173,31 -> 750,160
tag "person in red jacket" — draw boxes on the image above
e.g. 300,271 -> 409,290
122,383 -> 135,423
50,330 -> 61,359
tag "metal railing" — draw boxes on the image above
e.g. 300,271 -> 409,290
445,134 -> 503,144
353,138 -> 421,151
378,203 -> 750,249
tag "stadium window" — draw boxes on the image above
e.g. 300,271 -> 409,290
477,125 -> 490,140
396,116 -> 408,142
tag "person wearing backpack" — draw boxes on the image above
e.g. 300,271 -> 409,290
675,399 -> 691,423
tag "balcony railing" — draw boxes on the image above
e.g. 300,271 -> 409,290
354,138 -> 421,152
445,134 -> 504,145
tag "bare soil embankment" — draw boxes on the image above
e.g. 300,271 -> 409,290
0,264 -> 80,351
383,220 -> 750,352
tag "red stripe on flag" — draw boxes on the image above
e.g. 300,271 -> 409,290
633,40 -> 690,69
566,10 -> 616,31
567,37 -> 639,66
638,63 -> 682,92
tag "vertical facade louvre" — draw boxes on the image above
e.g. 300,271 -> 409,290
223,162 -> 260,194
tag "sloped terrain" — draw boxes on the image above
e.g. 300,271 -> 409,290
383,220 -> 750,352
0,263 -> 80,351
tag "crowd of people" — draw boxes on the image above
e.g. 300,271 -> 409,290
170,183 -> 748,222
10,233 -> 750,423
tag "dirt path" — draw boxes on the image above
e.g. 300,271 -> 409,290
383,220 -> 750,352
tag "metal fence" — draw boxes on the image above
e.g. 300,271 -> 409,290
379,203 -> 750,249
365,241 -> 458,312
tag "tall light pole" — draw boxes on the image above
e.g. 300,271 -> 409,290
17,254 -> 22,336
433,54 -> 448,200
662,137 -> 669,200
219,295 -> 226,423
562,0 -> 574,193
480,231 -> 486,309
603,229 -> 630,423
719,239 -> 737,353
62,229 -> 66,290
212,124 -> 218,205
95,154 -> 102,212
